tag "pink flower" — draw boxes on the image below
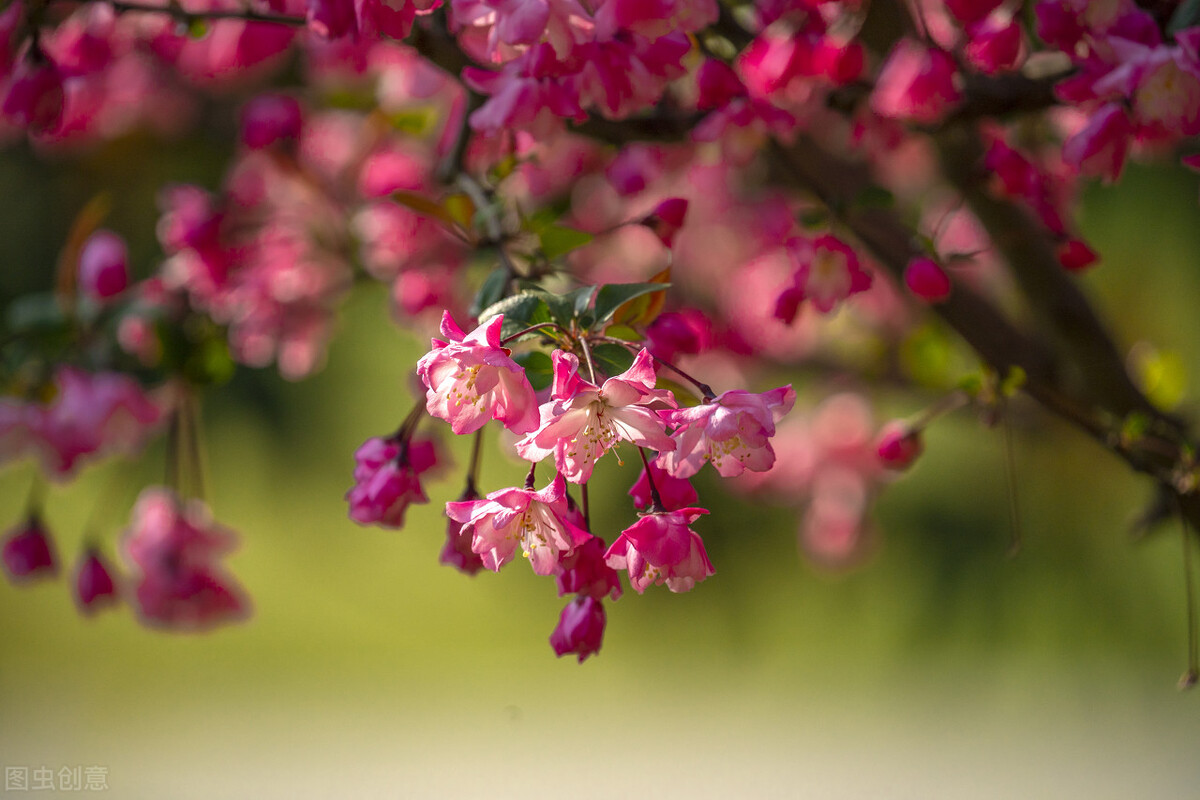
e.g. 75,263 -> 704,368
515,349 -> 676,484
554,536 -> 622,600
628,462 -> 697,511
604,507 -> 714,593
417,311 -> 540,435
444,473 -> 592,575
2,54 -> 65,133
346,435 -> 438,529
123,487 -> 250,632
1057,238 -> 1098,272
963,16 -> 1023,75
1062,103 -> 1132,184
645,309 -> 713,363
240,93 -> 303,150
78,230 -> 130,300
73,548 -> 120,615
774,235 -> 872,320
875,421 -> 923,470
638,197 -> 688,248
870,39 -> 962,125
549,595 -> 606,662
464,43 -> 586,135
657,386 -> 796,479
2,515 -> 57,583
903,257 -> 951,302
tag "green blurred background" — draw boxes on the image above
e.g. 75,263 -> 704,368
2,132 -> 1199,797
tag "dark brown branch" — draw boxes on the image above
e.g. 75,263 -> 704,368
105,0 -> 307,26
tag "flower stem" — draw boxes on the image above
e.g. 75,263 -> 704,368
637,447 -> 665,513
500,322 -> 568,345
1179,499 -> 1199,689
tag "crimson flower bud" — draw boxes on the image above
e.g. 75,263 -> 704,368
904,257 -> 951,303
78,230 -> 130,300
875,421 -> 923,470
549,596 -> 606,662
240,94 -> 303,150
3,515 -> 58,583
74,548 -> 120,615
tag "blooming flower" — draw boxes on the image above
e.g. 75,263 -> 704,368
549,595 -> 607,662
417,311 -> 540,436
657,386 -> 796,479
628,461 -> 697,511
870,39 -> 962,125
444,473 -> 592,575
604,508 -> 714,593
440,486 -> 486,575
774,235 -> 872,321
123,487 -> 249,631
516,349 -> 676,484
554,536 -> 621,600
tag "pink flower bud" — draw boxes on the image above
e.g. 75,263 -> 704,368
963,16 -> 1022,75
439,486 -> 485,576
240,94 -> 303,150
78,230 -> 130,300
549,596 -> 606,662
74,548 -> 119,615
875,422 -> 923,470
640,197 -> 689,248
903,257 -> 951,303
3,515 -> 57,583
1057,238 -> 1098,272
870,39 -> 962,125
2,55 -> 65,133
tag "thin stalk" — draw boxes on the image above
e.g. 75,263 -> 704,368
1179,501 -> 1199,689
500,322 -> 568,346
636,447 -> 665,513
578,335 -> 598,385
465,429 -> 484,495
581,483 -> 592,533
596,336 -> 715,400
105,0 -> 307,25
1002,402 -> 1022,557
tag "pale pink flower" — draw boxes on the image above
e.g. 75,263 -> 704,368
515,349 -> 676,484
444,474 -> 592,575
123,487 -> 250,632
78,230 -> 130,300
657,386 -> 796,479
775,235 -> 872,320
549,595 -> 606,662
604,507 -> 713,593
417,311 -> 540,435
875,421 -> 923,470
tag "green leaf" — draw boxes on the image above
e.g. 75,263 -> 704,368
477,292 -> 551,339
657,378 -> 700,407
539,225 -> 593,260
1169,0 -> 1200,34
604,323 -> 643,342
590,343 -> 635,380
514,351 -> 554,392
184,337 -> 235,387
851,185 -> 895,210
470,268 -> 509,318
187,18 -> 209,38
569,285 -> 598,316
1000,365 -> 1027,397
7,293 -> 66,333
385,106 -> 438,136
592,283 -> 670,326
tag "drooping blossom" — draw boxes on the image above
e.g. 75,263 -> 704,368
123,487 -> 249,631
0,367 -> 163,480
549,595 -> 607,662
554,536 -> 621,600
605,507 -> 713,593
515,349 -> 676,484
417,311 -> 540,436
73,548 -> 120,615
657,386 -> 796,479
444,473 -> 592,575
628,461 -> 697,511
440,485 -> 486,575
346,435 -> 439,529
774,235 -> 872,321
2,515 -> 57,583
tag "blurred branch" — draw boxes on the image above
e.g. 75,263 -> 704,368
103,0 -> 307,26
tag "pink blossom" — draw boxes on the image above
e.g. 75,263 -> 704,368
1062,103 -> 1132,184
78,230 -> 130,301
417,311 -> 540,435
450,0 -> 590,58
870,39 -> 962,125
2,516 -> 57,583
575,31 -> 691,119
774,235 -> 872,320
645,308 -> 713,363
346,435 -> 438,528
592,0 -> 716,40
465,43 -> 586,135
73,548 -> 120,615
444,474 -> 592,575
629,462 -> 697,511
554,536 -> 622,600
0,367 -> 162,480
516,349 -> 676,484
240,93 -> 303,150
944,0 -> 1004,26
657,386 -> 796,479
604,507 -> 714,593
875,421 -> 923,470
123,487 -> 250,631
549,595 -> 606,662
963,16 -> 1022,75
903,257 -> 951,303
2,54 -> 65,133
